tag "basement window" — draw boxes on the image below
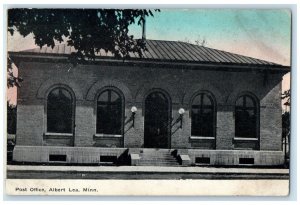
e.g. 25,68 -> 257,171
195,157 -> 210,164
239,158 -> 254,165
49,154 -> 67,162
100,155 -> 117,164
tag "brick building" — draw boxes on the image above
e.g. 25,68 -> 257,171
9,40 -> 290,166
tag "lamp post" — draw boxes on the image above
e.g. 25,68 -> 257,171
131,106 -> 137,127
178,108 -> 185,129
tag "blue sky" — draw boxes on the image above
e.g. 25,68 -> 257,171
9,9 -> 291,65
129,9 -> 291,66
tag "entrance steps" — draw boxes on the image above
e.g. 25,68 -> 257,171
137,149 -> 180,166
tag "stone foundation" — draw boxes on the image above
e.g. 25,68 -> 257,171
13,146 -> 284,166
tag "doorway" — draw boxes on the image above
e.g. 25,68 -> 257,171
144,91 -> 171,148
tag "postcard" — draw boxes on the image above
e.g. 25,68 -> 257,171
6,8 -> 291,196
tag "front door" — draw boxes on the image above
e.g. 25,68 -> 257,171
144,91 -> 170,148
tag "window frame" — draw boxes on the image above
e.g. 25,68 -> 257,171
95,87 -> 125,137
44,85 -> 75,136
234,93 -> 260,139
189,91 -> 217,138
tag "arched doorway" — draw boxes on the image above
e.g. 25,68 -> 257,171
144,91 -> 171,148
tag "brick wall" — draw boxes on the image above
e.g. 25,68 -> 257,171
16,61 -> 284,152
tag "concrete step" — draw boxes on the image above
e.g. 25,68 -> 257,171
140,157 -> 178,161
140,155 -> 176,159
139,162 -> 179,166
139,158 -> 179,165
140,154 -> 175,157
141,159 -> 177,162
140,158 -> 178,161
140,159 -> 178,163
139,160 -> 177,163
138,165 -> 180,167
139,163 -> 179,166
141,156 -> 175,159
141,149 -> 174,153
140,152 -> 172,155
141,152 -> 174,154
138,149 -> 179,166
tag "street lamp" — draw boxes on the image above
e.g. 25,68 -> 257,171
131,106 -> 137,127
178,108 -> 185,128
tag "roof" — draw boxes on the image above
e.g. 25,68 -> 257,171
11,39 -> 290,71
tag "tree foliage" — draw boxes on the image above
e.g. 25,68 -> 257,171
7,102 -> 17,134
282,111 -> 290,137
282,89 -> 290,164
8,9 -> 160,60
182,36 -> 207,47
281,89 -> 291,106
7,56 -> 22,88
7,9 -> 159,87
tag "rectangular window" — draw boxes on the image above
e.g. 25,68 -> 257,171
100,155 -> 117,164
49,154 -> 67,162
239,158 -> 254,165
195,157 -> 210,164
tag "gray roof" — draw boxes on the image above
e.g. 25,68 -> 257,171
16,39 -> 289,69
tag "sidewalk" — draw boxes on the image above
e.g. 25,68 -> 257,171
6,165 -> 289,180
7,165 -> 289,174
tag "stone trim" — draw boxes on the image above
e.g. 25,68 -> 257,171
182,83 -> 224,106
86,79 -> 133,103
135,83 -> 181,104
36,79 -> 83,100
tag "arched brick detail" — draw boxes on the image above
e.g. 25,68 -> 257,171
227,89 -> 260,106
85,79 -> 133,103
188,90 -> 217,108
36,78 -> 83,100
135,83 -> 181,104
182,83 -> 224,106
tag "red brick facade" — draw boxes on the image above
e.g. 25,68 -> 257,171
12,58 -> 286,166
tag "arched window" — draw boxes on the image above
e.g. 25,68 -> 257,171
191,93 -> 215,137
235,95 -> 258,138
47,87 -> 74,133
96,89 -> 123,135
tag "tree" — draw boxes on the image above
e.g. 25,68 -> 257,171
282,89 -> 290,107
8,9 -> 159,59
7,102 -> 17,134
281,88 -> 291,146
281,89 -> 290,167
281,89 -> 291,137
7,8 -> 160,87
7,56 -> 22,88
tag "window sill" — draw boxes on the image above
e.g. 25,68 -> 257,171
190,136 -> 215,140
94,134 -> 123,138
44,132 -> 73,136
43,133 -> 73,139
234,137 -> 258,141
234,148 -> 256,150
